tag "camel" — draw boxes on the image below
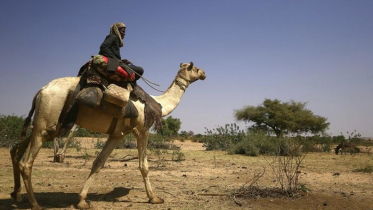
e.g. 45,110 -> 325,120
10,62 -> 206,210
334,142 -> 360,155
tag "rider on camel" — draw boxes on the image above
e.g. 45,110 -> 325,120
99,22 -> 144,86
61,22 -> 145,131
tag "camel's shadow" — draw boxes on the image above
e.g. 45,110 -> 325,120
1,187 -> 131,210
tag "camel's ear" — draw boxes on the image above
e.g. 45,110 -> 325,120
187,62 -> 194,71
180,63 -> 183,68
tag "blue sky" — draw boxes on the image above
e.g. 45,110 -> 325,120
0,0 -> 372,137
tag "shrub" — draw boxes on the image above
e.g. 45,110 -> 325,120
353,165 -> 373,173
116,133 -> 137,149
203,123 -> 245,151
229,131 -> 274,156
0,114 -> 25,147
203,124 -> 305,156
192,134 -> 204,143
94,138 -> 105,149
332,135 -> 345,143
68,138 -> 82,150
230,140 -> 260,156
266,140 -> 306,193
42,141 -> 54,148
74,128 -> 107,138
148,133 -> 185,167
148,133 -> 171,149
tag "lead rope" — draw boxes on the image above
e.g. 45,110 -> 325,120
126,65 -> 165,92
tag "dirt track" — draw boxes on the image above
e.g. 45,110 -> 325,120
0,140 -> 372,210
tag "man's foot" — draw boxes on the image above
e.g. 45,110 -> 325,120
106,69 -> 115,74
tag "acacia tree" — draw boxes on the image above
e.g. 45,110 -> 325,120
234,99 -> 329,138
157,116 -> 181,137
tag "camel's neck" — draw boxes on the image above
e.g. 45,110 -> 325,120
153,76 -> 189,117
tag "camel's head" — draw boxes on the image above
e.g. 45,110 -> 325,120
177,62 -> 206,84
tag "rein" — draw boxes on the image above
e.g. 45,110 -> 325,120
125,65 -> 165,92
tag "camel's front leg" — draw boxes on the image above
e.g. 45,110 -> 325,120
54,124 -> 77,162
136,131 -> 164,204
53,137 -> 60,162
76,135 -> 122,209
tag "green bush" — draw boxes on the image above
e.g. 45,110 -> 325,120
74,128 -> 107,138
228,131 -> 275,156
148,133 -> 172,149
192,134 -> 205,143
0,114 -> 25,147
275,138 -> 302,156
203,124 -> 306,156
332,135 -> 345,143
94,138 -> 105,149
116,133 -> 137,149
42,141 -> 54,148
297,136 -> 332,153
229,140 -> 260,156
203,123 -> 245,151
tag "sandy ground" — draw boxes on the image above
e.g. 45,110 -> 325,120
0,139 -> 372,210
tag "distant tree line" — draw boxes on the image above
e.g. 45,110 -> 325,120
203,99 -> 371,156
1,98 -> 371,152
0,114 -> 189,148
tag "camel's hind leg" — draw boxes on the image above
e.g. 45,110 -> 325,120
76,134 -> 123,209
135,130 -> 164,204
10,136 -> 31,202
18,128 -> 56,210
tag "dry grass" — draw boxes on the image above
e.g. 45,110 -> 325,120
0,140 -> 372,210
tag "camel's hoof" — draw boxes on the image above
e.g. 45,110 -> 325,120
10,191 -> 22,202
149,197 -> 164,204
76,200 -> 91,209
54,154 -> 65,163
31,205 -> 46,210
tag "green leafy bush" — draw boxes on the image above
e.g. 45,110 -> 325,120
229,131 -> 275,156
0,114 -> 25,147
74,128 -> 107,138
116,133 -> 137,149
203,124 -> 307,156
203,123 -> 245,151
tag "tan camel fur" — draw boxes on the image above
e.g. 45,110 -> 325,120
10,62 -> 206,210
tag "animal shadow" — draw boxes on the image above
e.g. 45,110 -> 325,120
1,187 -> 130,210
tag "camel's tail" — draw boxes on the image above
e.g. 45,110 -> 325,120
20,90 -> 41,139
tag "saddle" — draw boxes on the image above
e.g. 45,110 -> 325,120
74,55 -> 162,131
